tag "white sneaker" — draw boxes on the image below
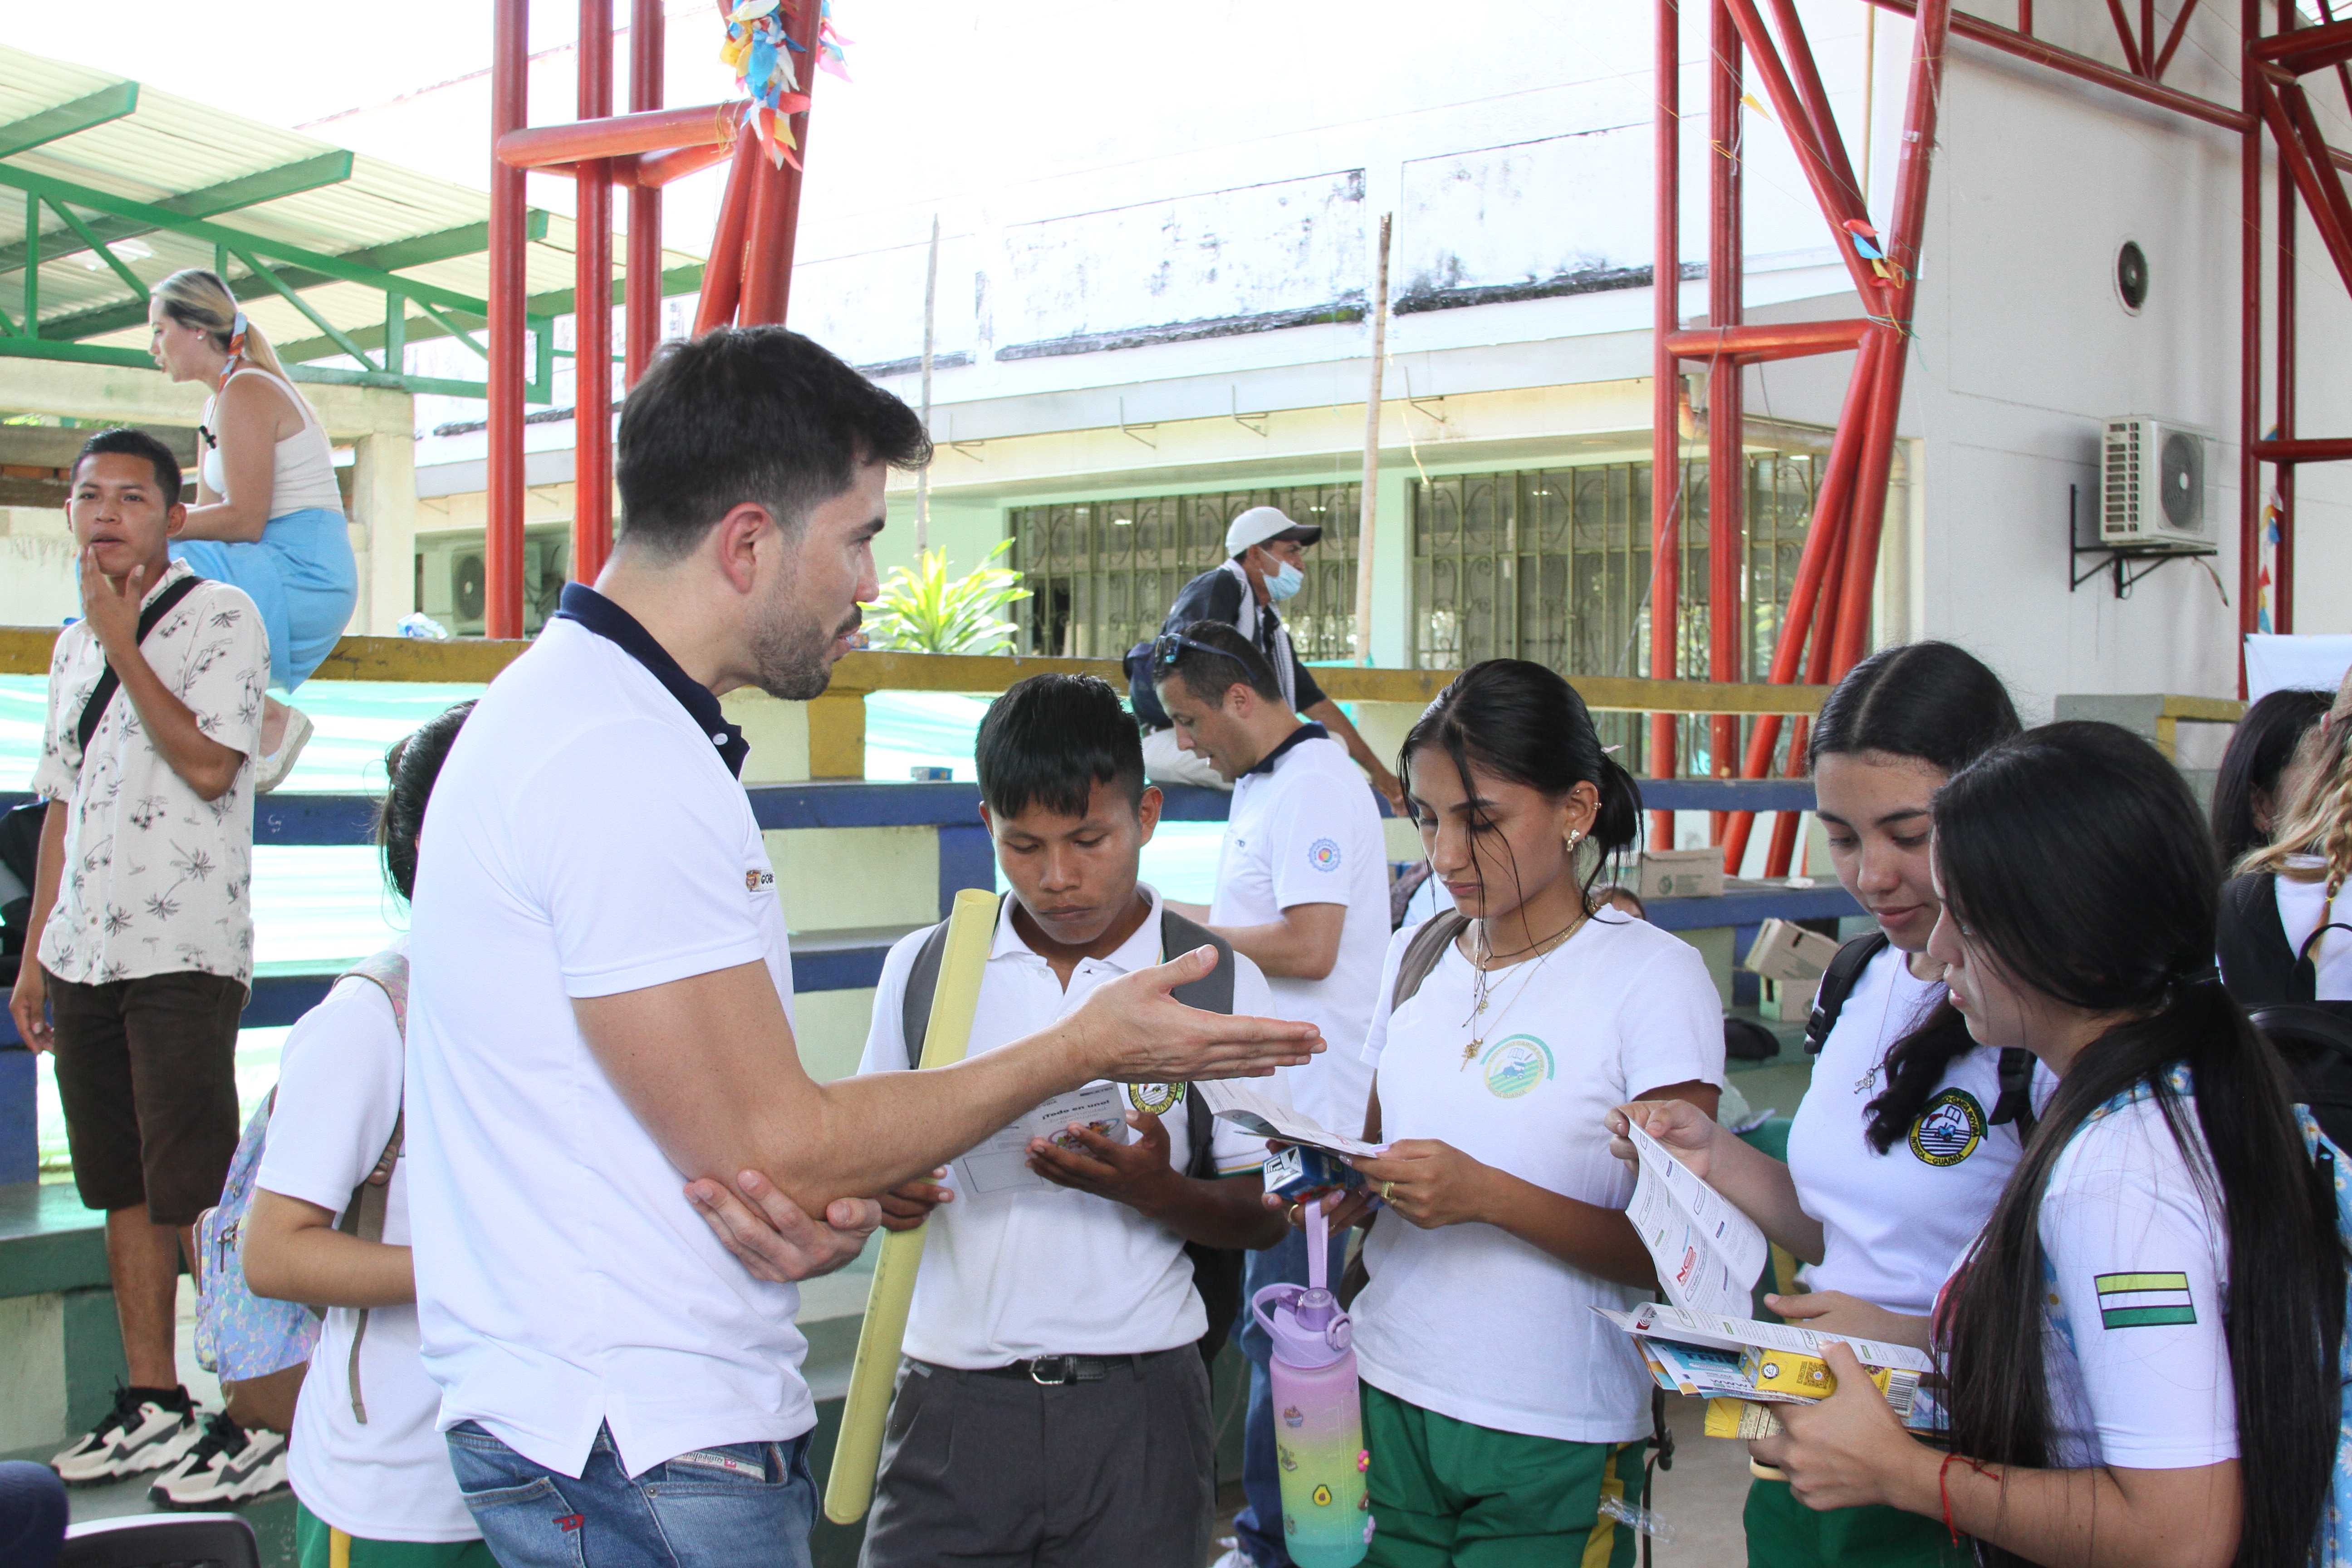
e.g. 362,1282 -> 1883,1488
50,1385 -> 203,1485
147,1412 -> 288,1507
253,705 -> 314,794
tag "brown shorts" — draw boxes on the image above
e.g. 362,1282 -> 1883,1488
45,967 -> 247,1226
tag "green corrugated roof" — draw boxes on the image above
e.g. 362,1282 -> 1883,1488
0,43 -> 705,398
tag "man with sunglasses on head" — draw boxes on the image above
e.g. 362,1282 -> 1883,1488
1152,622 -> 1390,1568
1126,507 -> 1404,813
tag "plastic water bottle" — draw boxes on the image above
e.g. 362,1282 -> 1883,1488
1252,1198 -> 1371,1567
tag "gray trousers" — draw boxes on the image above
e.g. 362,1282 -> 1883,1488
859,1349 -> 1215,1568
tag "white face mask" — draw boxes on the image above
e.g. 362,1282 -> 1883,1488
1265,558 -> 1305,602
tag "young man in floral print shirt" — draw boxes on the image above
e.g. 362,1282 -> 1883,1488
8,428 -> 268,1487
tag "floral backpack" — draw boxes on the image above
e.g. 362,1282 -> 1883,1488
193,944 -> 407,1423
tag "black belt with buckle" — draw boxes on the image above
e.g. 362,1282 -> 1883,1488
974,1354 -> 1142,1385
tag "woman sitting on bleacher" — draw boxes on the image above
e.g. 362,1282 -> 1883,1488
1612,641 -> 2037,1568
1748,722 -> 2345,1567
240,703 -> 493,1568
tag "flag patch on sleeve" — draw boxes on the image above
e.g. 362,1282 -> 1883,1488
2094,1271 -> 2196,1328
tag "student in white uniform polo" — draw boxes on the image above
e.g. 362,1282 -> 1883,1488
244,703 -> 492,1568
1150,620 -> 1389,1568
1749,723 -> 2344,1568
845,674 -> 1287,1568
1301,660 -> 1723,1568
1612,642 -> 2037,1568
400,329 -> 1322,1568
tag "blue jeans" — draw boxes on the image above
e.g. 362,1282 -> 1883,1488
1234,1226 -> 1351,1568
443,1421 -> 814,1568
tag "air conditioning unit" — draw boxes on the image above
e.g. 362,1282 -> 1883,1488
2100,418 -> 2212,549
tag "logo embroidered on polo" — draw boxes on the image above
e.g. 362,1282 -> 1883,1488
1909,1088 -> 1986,1166
1308,838 -> 1343,872
1129,1083 -> 1183,1116
2095,1272 -> 2196,1329
745,869 -> 775,893
1479,1034 -> 1554,1100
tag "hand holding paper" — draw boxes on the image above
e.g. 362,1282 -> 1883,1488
1623,1123 -> 1768,1317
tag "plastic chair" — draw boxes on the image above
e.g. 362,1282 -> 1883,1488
57,1513 -> 260,1568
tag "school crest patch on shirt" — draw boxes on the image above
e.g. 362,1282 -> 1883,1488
1128,1083 -> 1183,1116
1909,1088 -> 1986,1166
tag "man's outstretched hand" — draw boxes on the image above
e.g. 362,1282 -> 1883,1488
686,1169 -> 880,1284
1068,944 -> 1323,1084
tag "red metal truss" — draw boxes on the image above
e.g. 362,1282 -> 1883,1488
483,0 -> 824,632
1670,0 -> 2352,874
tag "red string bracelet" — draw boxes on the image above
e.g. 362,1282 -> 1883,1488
1939,1452 -> 1992,1545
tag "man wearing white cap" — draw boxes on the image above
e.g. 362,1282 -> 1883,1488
1127,506 -> 1404,812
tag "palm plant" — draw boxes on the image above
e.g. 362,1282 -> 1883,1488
863,539 -> 1031,655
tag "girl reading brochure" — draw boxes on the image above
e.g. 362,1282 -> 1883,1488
1300,660 -> 1723,1567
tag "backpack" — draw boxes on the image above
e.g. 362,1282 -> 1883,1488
194,945 -> 407,1425
1804,930 -> 2039,1141
2219,871 -> 2352,1151
899,899 -> 1244,1365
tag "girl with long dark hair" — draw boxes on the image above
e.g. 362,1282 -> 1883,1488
2211,685 -> 2332,870
1298,659 -> 1724,1565
1612,641 -> 2029,1566
1754,721 -> 2345,1568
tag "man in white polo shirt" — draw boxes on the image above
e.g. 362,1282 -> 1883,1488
402,328 -> 1323,1568
1151,620 -> 1389,1568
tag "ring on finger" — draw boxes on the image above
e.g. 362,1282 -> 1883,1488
1381,1180 -> 1396,1202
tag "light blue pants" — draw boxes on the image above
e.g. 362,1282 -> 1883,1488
172,505 -> 356,691
444,1421 -> 815,1568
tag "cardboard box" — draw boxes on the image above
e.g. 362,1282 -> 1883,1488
1736,1347 -> 1918,1416
1743,918 -> 1843,982
1637,848 -> 1725,901
1759,975 -> 1819,1023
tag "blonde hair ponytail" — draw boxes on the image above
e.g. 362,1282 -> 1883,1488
2242,667 -> 2352,897
154,268 -> 316,416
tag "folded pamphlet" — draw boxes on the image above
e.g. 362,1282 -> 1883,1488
954,1082 -> 1131,1196
1623,1124 -> 1769,1317
1195,1078 -> 1387,1160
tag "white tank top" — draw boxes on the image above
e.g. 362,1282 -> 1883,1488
201,366 -> 344,517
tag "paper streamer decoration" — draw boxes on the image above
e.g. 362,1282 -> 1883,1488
821,887 -> 999,1525
720,0 -> 848,168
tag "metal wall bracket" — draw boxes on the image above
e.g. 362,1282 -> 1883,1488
1230,387 -> 1268,437
1118,397 -> 1157,450
2066,483 -> 2216,598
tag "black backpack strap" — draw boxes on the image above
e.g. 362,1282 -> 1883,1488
1803,932 -> 1890,1056
2217,872 -> 2301,1006
2291,895 -> 2349,1007
1988,1047 -> 2039,1141
1392,911 -> 1469,1010
75,573 -> 206,755
1158,908 -> 1233,1179
899,915 -> 962,1071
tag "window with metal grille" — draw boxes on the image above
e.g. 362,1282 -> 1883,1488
1412,453 -> 1818,775
1009,483 -> 1360,662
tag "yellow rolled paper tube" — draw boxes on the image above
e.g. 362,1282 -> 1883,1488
822,887 -> 1000,1524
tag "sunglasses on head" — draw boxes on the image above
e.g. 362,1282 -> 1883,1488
1150,631 -> 1250,679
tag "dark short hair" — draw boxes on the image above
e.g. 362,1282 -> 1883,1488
1159,620 -> 1283,707
975,675 -> 1146,820
378,700 -> 475,902
2211,686 -> 2332,867
74,428 -> 182,510
615,327 -> 932,561
1808,640 -> 2021,776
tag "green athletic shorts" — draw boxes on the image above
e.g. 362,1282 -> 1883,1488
1744,1476 -> 1971,1568
294,1504 -> 500,1568
1361,1382 -> 1644,1568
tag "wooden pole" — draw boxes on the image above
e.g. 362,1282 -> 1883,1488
915,214 -> 939,555
1352,213 -> 1392,667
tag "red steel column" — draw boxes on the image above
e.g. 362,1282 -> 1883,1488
625,0 -> 664,383
694,133 -> 762,333
1708,0 -> 1746,848
740,0 -> 824,324
1650,0 -> 1683,848
1832,0 -> 1950,671
2240,0 -> 2264,679
2278,0 -> 2298,632
574,0 -> 614,585
487,0 -> 528,639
